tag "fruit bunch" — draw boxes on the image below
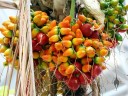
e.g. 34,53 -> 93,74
0,16 -> 19,68
100,0 -> 128,45
39,14 -> 114,91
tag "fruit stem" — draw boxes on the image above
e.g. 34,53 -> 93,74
70,0 -> 76,25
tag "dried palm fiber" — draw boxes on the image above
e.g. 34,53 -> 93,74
14,0 -> 36,95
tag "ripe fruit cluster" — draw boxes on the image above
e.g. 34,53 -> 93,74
40,14 -> 114,91
0,16 -> 19,68
100,0 -> 128,44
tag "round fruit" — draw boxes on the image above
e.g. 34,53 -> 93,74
91,65 -> 102,78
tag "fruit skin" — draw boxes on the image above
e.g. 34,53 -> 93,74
36,32 -> 49,46
32,28 -> 40,38
91,65 -> 102,78
62,40 -> 72,48
49,62 -> 55,71
79,72 -> 93,84
80,23 -> 93,37
81,58 -> 92,65
76,50 -> 86,58
84,39 -> 93,47
78,14 -> 86,23
72,38 -> 83,46
99,48 -> 108,56
33,52 -> 40,59
82,65 -> 91,73
75,29 -> 83,38
49,35 -> 59,43
32,40 -> 42,51
63,48 -> 74,57
86,47 -> 95,58
94,57 -> 105,64
55,69 -> 65,81
66,77 -> 80,91
74,62 -> 82,74
0,45 -> 8,53
41,55 -> 52,62
89,31 -> 99,39
65,65 -> 75,75
4,48 -> 12,56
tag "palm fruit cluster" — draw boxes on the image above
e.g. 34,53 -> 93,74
0,16 -> 19,68
100,0 -> 128,46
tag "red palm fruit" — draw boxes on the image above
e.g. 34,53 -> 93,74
75,29 -> 83,38
84,39 -> 93,47
60,28 -> 71,35
58,62 -> 69,76
80,23 -> 93,37
49,35 -> 59,43
66,77 -> 80,91
63,48 -> 74,57
103,40 -> 113,48
58,56 -> 68,63
82,65 -> 92,73
91,65 -> 102,78
89,31 -> 99,39
34,45 -> 42,51
49,20 -> 57,30
33,52 -> 40,59
86,46 -> 95,58
55,42 -> 63,51
59,20 -> 70,28
79,72 -> 93,84
55,69 -> 65,81
63,16 -> 71,22
65,65 -> 75,75
72,38 -> 84,46
76,50 -> 86,58
41,55 -> 52,62
62,35 -> 73,40
33,59 -> 39,67
78,14 -> 86,23
76,19 -> 82,28
74,62 -> 82,74
36,32 -> 49,46
71,23 -> 79,32
47,28 -> 58,37
49,62 -> 55,71
81,58 -> 92,65
32,28 -> 40,38
62,40 -> 72,48
40,26 -> 50,34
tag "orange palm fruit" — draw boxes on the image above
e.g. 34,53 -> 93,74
58,62 -> 69,76
2,20 -> 11,28
100,64 -> 107,70
49,62 -> 55,71
6,55 -> 13,62
32,28 -> 39,38
47,28 -> 58,37
86,46 -> 95,58
14,59 -> 19,67
58,20 -> 70,28
76,19 -> 82,28
94,57 -> 105,64
15,30 -> 19,37
99,48 -> 108,56
52,56 -> 59,64
72,38 -> 84,46
75,29 -> 83,38
9,16 -> 17,23
86,18 -> 93,23
103,40 -> 113,48
71,23 -> 79,32
63,16 -> 71,22
49,20 -> 57,30
62,35 -> 73,40
68,31 -> 76,37
8,23 -> 17,30
41,55 -> 52,62
1,30 -> 12,38
65,65 -> 75,75
3,37 -> 10,45
92,40 -> 100,49
60,28 -> 71,35
81,57 -> 92,65
82,65 -> 91,73
0,45 -> 8,53
0,38 -> 4,44
76,50 -> 86,58
40,17 -> 47,25
58,56 -> 68,63
75,45 -> 85,52
70,53 -> 77,59
4,48 -> 12,56
41,12 -> 47,16
62,40 -> 72,48
49,35 -> 59,43
40,26 -> 50,34
78,14 -> 86,23
33,52 -> 40,59
93,23 -> 100,29
55,42 -> 63,51
13,37 -> 18,45
84,39 -> 93,47
41,15 -> 49,21
33,11 -> 42,16
101,33 -> 109,40
0,27 -> 7,32
63,48 -> 74,57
